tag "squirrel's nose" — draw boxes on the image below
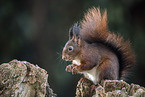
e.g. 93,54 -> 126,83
62,55 -> 65,60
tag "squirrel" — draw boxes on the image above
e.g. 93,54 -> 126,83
62,7 -> 136,84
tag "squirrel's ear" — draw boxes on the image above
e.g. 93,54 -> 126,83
77,36 -> 81,45
69,27 -> 73,40
77,36 -> 84,47
70,22 -> 80,41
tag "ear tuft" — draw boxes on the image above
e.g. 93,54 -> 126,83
73,22 -> 80,37
69,22 -> 80,40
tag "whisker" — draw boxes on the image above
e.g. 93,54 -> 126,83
56,55 -> 61,60
56,51 -> 65,64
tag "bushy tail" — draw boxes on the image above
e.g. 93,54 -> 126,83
80,7 -> 136,80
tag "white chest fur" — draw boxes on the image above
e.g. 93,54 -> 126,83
72,59 -> 81,66
84,67 -> 99,84
72,58 -> 99,84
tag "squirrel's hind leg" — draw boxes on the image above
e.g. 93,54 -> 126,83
98,58 -> 119,81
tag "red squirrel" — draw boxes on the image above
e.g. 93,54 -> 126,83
62,7 -> 136,84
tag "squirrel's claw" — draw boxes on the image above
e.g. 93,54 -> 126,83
66,64 -> 80,74
72,66 -> 80,74
65,64 -> 73,72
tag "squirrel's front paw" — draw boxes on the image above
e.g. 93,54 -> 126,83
65,65 -> 73,72
72,66 -> 80,74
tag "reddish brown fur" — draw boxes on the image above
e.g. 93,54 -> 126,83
98,57 -> 118,81
80,7 -> 136,79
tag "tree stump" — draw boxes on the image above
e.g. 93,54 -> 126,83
0,59 -> 56,97
76,78 -> 145,97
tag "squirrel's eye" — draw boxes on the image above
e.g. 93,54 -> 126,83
68,46 -> 73,51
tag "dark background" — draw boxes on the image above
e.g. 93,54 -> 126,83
0,0 -> 145,97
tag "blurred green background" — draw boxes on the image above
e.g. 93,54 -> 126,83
0,0 -> 145,96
